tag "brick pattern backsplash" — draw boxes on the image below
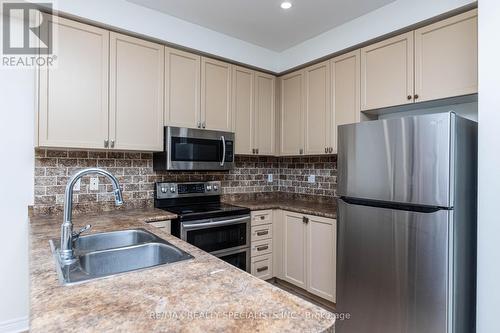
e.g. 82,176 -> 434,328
279,156 -> 337,197
33,149 -> 336,214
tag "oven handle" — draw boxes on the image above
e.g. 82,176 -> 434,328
182,216 -> 249,230
220,135 -> 226,167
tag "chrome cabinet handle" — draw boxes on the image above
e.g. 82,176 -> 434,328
110,140 -> 115,148
197,121 -> 201,128
256,230 -> 269,236
104,139 -> 109,148
256,266 -> 268,273
220,136 -> 226,167
256,245 -> 269,251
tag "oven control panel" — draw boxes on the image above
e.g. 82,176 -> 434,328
155,181 -> 221,199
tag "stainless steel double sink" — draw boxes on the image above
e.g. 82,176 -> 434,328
49,229 -> 193,285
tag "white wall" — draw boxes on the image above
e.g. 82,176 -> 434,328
0,14 -> 34,332
278,0 -> 476,71
477,0 -> 500,332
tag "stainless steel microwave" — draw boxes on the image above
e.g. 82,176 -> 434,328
153,127 -> 235,171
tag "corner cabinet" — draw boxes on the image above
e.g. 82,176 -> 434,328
282,210 -> 337,302
201,57 -> 233,132
361,32 -> 414,111
109,33 -> 164,151
414,9 -> 478,102
38,17 -> 110,149
280,71 -> 304,156
232,67 -> 276,155
164,47 -> 201,129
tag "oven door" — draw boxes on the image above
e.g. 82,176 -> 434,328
180,215 -> 250,253
214,248 -> 250,273
167,127 -> 234,170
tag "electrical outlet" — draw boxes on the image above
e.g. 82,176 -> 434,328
74,179 -> 81,191
90,177 -> 99,191
308,175 -> 316,183
267,174 -> 273,183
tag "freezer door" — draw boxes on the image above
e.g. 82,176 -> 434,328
337,112 -> 453,207
336,199 -> 450,333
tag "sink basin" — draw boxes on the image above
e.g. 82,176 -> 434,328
80,243 -> 191,276
74,229 -> 157,252
50,228 -> 193,285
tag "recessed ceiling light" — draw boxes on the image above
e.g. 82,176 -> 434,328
281,2 -> 292,10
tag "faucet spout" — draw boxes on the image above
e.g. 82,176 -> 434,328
60,168 -> 123,263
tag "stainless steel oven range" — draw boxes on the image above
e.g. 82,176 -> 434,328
154,181 -> 250,272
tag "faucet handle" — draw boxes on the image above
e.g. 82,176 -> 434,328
72,224 -> 92,240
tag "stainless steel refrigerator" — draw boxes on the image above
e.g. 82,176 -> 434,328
336,112 -> 477,333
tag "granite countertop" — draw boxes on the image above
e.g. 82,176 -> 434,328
30,208 -> 335,333
224,196 -> 337,219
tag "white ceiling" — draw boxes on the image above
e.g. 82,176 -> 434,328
125,0 -> 395,52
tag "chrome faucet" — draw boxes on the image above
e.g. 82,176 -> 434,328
59,168 -> 123,263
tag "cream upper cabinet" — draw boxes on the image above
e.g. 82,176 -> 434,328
38,17 -> 109,149
232,66 -> 254,155
201,57 -> 232,131
165,48 -> 201,129
280,71 -> 304,156
331,50 -> 361,153
415,9 -> 478,102
254,72 -> 276,155
282,211 -> 307,288
361,32 -> 414,111
304,61 -> 331,155
109,33 -> 164,151
306,215 -> 336,302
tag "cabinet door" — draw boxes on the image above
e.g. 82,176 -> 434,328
232,66 -> 254,155
415,9 -> 477,102
109,33 -> 164,151
304,61 -> 331,155
38,17 -> 109,149
331,50 -> 361,153
280,71 -> 304,156
254,72 -> 276,155
306,215 -> 336,302
165,48 -> 201,129
361,32 -> 414,110
282,211 -> 307,288
201,57 -> 232,131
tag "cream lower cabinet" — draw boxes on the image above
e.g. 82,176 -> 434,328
109,33 -> 164,151
414,9 -> 478,102
38,17 -> 109,149
201,57 -> 232,132
331,50 -> 361,153
165,48 -> 201,129
233,67 -> 275,155
281,210 -> 336,302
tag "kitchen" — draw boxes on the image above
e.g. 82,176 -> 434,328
0,0 -> 499,332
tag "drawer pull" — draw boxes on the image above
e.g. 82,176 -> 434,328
256,245 -> 269,251
256,230 -> 269,236
256,266 -> 269,273
260,215 -> 265,220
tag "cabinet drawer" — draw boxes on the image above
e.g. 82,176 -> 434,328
251,210 -> 273,226
251,254 -> 273,280
251,224 -> 273,242
251,239 -> 272,257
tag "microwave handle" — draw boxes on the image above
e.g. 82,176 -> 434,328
220,135 -> 226,167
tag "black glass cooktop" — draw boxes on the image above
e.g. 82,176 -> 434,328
158,203 -> 250,221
